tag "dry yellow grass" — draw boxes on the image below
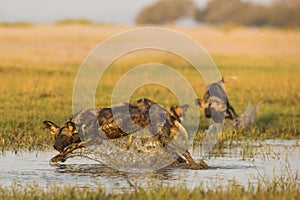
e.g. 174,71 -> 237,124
1,25 -> 300,65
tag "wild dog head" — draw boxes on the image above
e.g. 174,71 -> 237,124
43,120 -> 81,153
169,104 -> 189,123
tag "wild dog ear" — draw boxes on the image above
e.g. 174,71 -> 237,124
195,99 -> 202,107
170,105 -> 185,117
43,121 -> 59,135
65,121 -> 76,133
195,98 -> 207,109
170,105 -> 177,114
181,104 -> 189,112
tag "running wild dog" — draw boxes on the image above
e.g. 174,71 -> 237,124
44,98 -> 206,169
195,77 -> 238,123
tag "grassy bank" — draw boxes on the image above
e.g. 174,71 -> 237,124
0,174 -> 299,200
0,24 -> 299,151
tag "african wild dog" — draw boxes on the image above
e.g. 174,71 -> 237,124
195,77 -> 238,123
44,98 -> 206,169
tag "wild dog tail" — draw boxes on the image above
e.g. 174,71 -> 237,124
221,76 -> 238,83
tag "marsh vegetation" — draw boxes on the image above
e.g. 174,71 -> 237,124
0,24 -> 299,198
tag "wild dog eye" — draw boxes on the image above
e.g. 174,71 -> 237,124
62,135 -> 67,139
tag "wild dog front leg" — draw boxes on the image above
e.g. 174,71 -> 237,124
50,142 -> 85,163
182,150 -> 209,170
227,101 -> 238,119
166,141 -> 208,170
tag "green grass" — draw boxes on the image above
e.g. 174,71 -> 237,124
0,54 -> 299,151
0,173 -> 299,200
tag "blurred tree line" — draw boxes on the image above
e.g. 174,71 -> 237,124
136,0 -> 300,27
135,0 -> 197,24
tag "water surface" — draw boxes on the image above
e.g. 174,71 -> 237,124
0,139 -> 299,192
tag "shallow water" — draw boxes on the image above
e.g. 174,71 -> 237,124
0,140 -> 299,192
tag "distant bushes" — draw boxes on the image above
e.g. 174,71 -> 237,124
136,0 -> 300,28
195,0 -> 268,26
196,0 -> 300,28
135,0 -> 197,24
267,0 -> 300,27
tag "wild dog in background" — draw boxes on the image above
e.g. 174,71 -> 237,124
196,76 -> 238,123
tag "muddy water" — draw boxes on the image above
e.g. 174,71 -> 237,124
0,140 -> 299,192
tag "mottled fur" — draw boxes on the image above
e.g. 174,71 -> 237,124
44,98 -> 202,168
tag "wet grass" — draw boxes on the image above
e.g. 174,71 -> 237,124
0,25 -> 299,151
0,173 -> 299,200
